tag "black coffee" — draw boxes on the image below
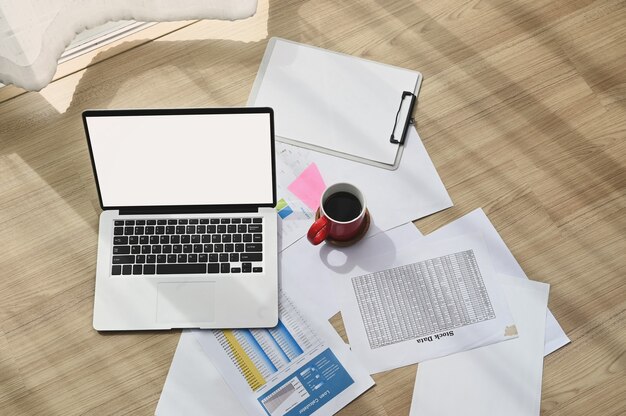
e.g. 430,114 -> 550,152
323,191 -> 362,222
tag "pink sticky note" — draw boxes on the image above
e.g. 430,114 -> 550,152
287,163 -> 326,211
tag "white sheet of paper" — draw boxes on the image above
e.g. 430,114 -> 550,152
424,208 -> 570,355
335,235 -> 517,374
410,277 -> 549,416
274,127 -> 452,251
155,330 -> 247,416
280,222 -> 423,320
192,292 -> 374,416
250,38 -> 420,166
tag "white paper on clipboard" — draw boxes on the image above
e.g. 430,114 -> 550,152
248,37 -> 423,170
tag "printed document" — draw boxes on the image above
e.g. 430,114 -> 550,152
410,277 -> 549,416
192,292 -> 374,416
335,235 -> 517,374
274,127 -> 452,251
424,208 -> 570,355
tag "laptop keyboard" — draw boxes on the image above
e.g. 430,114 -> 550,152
110,217 -> 264,276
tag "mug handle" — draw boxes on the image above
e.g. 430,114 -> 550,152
307,216 -> 330,245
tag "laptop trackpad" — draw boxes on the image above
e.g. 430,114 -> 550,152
156,282 -> 215,325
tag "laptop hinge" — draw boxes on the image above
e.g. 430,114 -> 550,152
118,205 -> 261,216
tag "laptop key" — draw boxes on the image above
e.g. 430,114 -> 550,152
142,246 -> 151,254
157,219 -> 166,225
248,225 -> 262,233
114,220 -> 124,226
147,220 -> 157,225
135,226 -> 144,235
219,253 -> 229,263
122,265 -> 132,275
157,255 -> 166,263
125,220 -> 135,226
136,220 -> 146,225
183,244 -> 193,253
188,254 -> 198,263
167,254 -> 177,263
163,245 -> 172,253
113,236 -> 128,245
131,246 -> 140,255
136,255 -> 146,264
200,219 -> 210,224
245,244 -> 262,252
209,254 -> 218,262
199,254 -> 208,262
240,253 -> 262,262
113,255 -> 135,264
231,267 -> 241,273
210,219 -> 219,224
173,245 -> 182,253
144,265 -> 156,275
140,236 -> 149,244
253,234 -> 262,242
252,218 -> 262,223
129,236 -> 139,245
145,226 -> 155,235
242,218 -> 252,223
125,226 -> 135,235
204,244 -> 213,253
112,265 -> 122,275
189,219 -> 199,224
181,235 -> 190,244
230,253 -> 239,262
253,267 -> 263,273
191,235 -> 200,243
220,263 -> 230,273
177,254 -> 187,263
227,225 -> 236,233
156,264 -> 205,274
242,263 -> 252,273
194,244 -> 203,253
207,263 -> 219,273
150,236 -> 159,244
147,255 -> 156,263
220,218 -> 230,224
232,218 -> 241,224
243,234 -> 252,242
178,219 -> 188,225
235,243 -> 245,252
113,246 -> 130,254
217,225 -> 226,233
114,227 -> 124,236
133,265 -> 142,275
225,244 -> 234,252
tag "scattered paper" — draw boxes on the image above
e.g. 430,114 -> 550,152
424,208 -> 570,355
287,163 -> 326,211
275,146 -> 317,251
335,235 -> 517,374
281,222 -> 423,320
410,277 -> 549,416
156,331 -> 247,416
193,292 -> 374,416
274,127 -> 452,251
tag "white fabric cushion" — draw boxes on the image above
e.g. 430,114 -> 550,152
0,0 -> 258,90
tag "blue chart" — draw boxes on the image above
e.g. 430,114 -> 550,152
258,348 -> 355,416
215,295 -> 322,391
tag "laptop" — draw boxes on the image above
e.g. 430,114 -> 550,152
82,107 -> 278,331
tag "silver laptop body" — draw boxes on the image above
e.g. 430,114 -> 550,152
83,108 -> 278,330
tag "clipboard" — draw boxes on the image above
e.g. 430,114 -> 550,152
248,38 -> 423,170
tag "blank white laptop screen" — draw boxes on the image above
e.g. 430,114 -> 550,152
85,112 -> 274,207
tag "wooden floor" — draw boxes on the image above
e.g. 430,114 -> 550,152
1,0 -> 624,414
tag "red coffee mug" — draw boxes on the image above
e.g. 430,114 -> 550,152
307,183 -> 367,245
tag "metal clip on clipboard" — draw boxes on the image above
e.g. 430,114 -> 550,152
390,91 -> 416,145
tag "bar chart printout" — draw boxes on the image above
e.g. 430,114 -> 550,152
195,292 -> 370,416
